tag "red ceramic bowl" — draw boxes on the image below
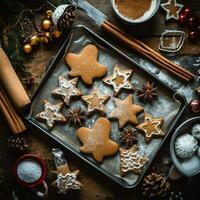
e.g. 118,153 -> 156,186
13,154 -> 46,188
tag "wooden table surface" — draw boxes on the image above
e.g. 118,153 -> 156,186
0,0 -> 200,199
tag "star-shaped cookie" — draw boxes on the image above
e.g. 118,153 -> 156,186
35,100 -> 66,129
51,148 -> 83,194
76,117 -> 119,162
52,171 -> 83,194
103,64 -> 134,95
81,89 -> 110,114
65,44 -> 107,85
110,95 -> 144,128
120,145 -> 148,176
136,113 -> 164,143
160,0 -> 184,20
52,76 -> 82,105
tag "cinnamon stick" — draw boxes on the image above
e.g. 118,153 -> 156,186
0,87 -> 26,134
101,21 -> 195,82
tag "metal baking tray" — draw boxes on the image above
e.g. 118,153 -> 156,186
24,25 -> 186,188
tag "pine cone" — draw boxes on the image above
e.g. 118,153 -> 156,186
20,17 -> 35,39
57,5 -> 77,31
142,173 -> 170,197
8,135 -> 28,151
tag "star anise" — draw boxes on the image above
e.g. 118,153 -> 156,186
138,81 -> 158,102
120,127 -> 138,147
66,107 -> 85,126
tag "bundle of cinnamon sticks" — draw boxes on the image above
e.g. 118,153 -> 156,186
0,86 -> 26,134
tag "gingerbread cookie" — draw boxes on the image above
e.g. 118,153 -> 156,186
81,89 -> 109,114
35,100 -> 66,129
52,171 -> 82,194
110,95 -> 144,128
52,76 -> 82,105
136,113 -> 164,143
65,44 -> 107,85
103,64 -> 134,95
51,148 -> 82,194
76,117 -> 119,162
120,145 -> 148,176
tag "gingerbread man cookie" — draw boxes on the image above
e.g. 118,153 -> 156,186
136,113 -> 164,143
76,117 -> 119,162
65,44 -> 107,85
103,64 -> 134,95
81,89 -> 110,114
110,95 -> 144,128
35,100 -> 66,129
52,76 -> 82,105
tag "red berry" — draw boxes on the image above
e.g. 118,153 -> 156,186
188,17 -> 197,27
182,7 -> 192,18
189,99 -> 200,113
188,31 -> 199,41
178,14 -> 187,25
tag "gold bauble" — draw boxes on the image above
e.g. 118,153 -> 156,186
23,44 -> 33,54
44,32 -> 50,38
41,19 -> 52,31
39,36 -> 49,44
53,30 -> 62,38
30,35 -> 39,46
45,10 -> 53,19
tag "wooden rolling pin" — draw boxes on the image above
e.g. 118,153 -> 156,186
0,48 -> 30,109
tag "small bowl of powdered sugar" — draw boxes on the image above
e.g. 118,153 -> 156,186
110,0 -> 160,24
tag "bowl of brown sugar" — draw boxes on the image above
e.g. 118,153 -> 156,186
110,0 -> 160,24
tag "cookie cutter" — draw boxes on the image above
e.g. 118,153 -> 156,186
159,30 -> 186,53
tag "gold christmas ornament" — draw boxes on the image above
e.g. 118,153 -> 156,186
41,19 -> 52,31
23,44 -> 33,54
20,8 -> 65,54
53,30 -> 62,38
45,32 -> 50,38
38,32 -> 49,44
39,36 -> 49,44
45,9 -> 53,19
30,34 -> 39,46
